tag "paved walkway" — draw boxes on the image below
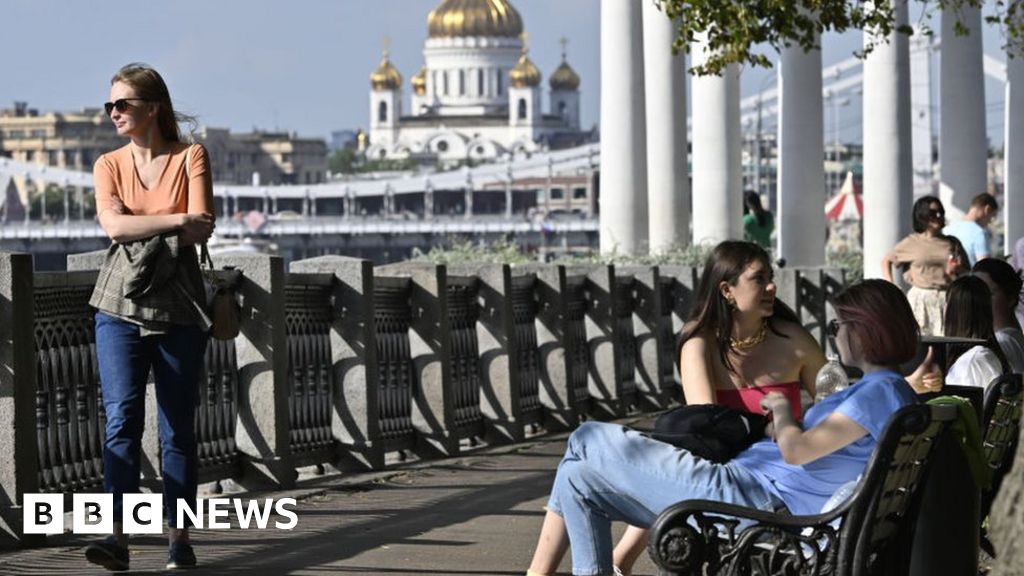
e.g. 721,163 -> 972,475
0,417 -> 658,576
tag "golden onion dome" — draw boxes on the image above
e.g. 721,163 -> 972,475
549,59 -> 580,91
427,0 -> 524,39
509,50 -> 541,88
411,67 -> 427,96
370,51 -> 402,91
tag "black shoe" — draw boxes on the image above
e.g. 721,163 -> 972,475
167,540 -> 197,570
84,536 -> 129,572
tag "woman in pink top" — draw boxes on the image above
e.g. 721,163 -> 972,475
527,241 -> 826,576
84,64 -> 214,572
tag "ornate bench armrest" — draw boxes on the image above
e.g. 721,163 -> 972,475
648,499 -> 846,576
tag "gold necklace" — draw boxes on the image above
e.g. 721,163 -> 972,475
730,321 -> 768,350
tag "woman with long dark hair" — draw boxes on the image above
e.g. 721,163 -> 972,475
742,190 -> 774,249
525,280 -> 920,576
529,241 -> 826,576
943,275 -> 1010,389
85,63 -> 214,571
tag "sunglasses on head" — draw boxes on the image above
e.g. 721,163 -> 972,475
104,98 -> 149,116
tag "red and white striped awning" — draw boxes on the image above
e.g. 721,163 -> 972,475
825,171 -> 863,222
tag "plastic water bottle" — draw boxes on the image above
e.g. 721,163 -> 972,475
815,354 -> 848,401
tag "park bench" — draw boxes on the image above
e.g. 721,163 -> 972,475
646,403 -> 958,576
980,373 -> 1023,557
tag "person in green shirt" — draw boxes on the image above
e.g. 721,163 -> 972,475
743,190 -> 774,249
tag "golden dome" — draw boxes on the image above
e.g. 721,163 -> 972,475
509,50 -> 541,88
550,60 -> 580,91
411,67 -> 427,96
427,0 -> 523,39
370,52 -> 402,91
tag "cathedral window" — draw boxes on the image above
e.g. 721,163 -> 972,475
437,140 -> 449,152
459,70 -> 465,96
443,72 -> 449,96
517,99 -> 527,120
497,72 -> 503,96
559,101 -> 568,118
378,101 -> 388,122
478,70 -> 484,95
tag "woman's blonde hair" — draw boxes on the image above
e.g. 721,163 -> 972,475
111,63 -> 197,142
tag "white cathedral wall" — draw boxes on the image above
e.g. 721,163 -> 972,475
424,36 -> 521,111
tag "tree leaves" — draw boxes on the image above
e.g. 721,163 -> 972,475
657,0 -> 1024,75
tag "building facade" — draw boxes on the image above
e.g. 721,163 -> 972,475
365,0 -> 591,164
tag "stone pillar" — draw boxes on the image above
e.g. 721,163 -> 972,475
289,255 -> 384,471
643,0 -> 689,252
910,32 -> 936,198
376,262 -> 459,457
939,4 -> 987,217
862,0 -> 913,279
517,263 -> 581,430
215,253 -> 295,488
599,0 -> 648,255
1006,53 -> 1024,253
0,252 -> 39,544
691,35 -> 742,245
777,41 -> 826,266
449,263 -> 526,444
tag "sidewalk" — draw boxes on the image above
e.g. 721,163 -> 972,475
0,417 -> 658,576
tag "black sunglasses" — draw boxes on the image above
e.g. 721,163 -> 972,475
104,98 -> 149,116
826,319 -> 848,338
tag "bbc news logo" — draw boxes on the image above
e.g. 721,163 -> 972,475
23,494 -> 298,534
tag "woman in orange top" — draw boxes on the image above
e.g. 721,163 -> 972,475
527,241 -> 826,576
84,63 -> 214,572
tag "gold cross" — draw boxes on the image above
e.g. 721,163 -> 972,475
383,35 -> 392,57
560,37 -> 569,60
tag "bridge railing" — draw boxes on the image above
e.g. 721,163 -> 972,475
0,249 -> 842,543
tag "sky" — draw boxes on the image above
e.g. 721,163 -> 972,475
0,0 -> 1014,145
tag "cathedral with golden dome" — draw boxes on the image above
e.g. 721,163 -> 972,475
365,0 -> 591,163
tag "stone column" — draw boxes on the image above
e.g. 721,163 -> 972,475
289,255 -> 384,471
599,0 -> 648,255
0,252 -> 39,544
1005,53 -> 1024,254
777,41 -> 826,266
939,4 -> 987,217
643,0 -> 689,252
691,35 -> 742,245
862,0 -> 913,279
215,253 -> 296,489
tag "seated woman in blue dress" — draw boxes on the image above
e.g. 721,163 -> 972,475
525,279 -> 921,576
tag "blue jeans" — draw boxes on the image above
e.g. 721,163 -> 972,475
547,422 -> 783,576
95,312 -> 208,529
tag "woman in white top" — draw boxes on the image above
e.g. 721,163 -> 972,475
944,276 -> 1009,389
973,258 -> 1024,374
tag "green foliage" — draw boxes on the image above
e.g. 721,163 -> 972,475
328,148 -> 417,175
411,237 -> 533,265
28,183 -> 94,220
826,246 -> 863,285
553,242 -> 715,267
657,0 -> 1019,76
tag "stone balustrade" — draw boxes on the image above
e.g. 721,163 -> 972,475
0,249 -> 843,543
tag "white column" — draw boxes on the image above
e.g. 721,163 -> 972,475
777,41 -> 825,266
910,31 -> 935,198
939,5 -> 987,217
691,36 -> 741,245
599,0 -> 648,254
862,0 -> 913,279
1006,53 -> 1024,253
643,0 -> 689,252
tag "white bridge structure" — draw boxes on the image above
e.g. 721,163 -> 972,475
2,4 -> 1022,276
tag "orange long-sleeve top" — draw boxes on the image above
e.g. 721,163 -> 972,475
93,142 -> 213,217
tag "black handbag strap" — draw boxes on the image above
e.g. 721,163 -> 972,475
200,243 -> 214,271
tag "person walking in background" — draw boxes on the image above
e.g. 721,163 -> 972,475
742,190 -> 774,250
944,192 -> 999,266
84,63 -> 215,571
881,196 -> 960,335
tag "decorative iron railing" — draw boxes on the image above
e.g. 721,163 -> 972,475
284,274 -> 336,464
373,276 -> 416,452
511,274 -> 541,425
447,276 -> 485,439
